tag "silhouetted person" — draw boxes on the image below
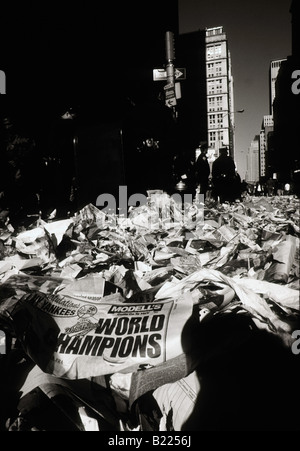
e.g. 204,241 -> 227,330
211,147 -> 237,203
240,179 -> 249,198
194,146 -> 210,199
172,152 -> 191,185
172,151 -> 196,197
266,177 -> 276,196
233,171 -> 242,200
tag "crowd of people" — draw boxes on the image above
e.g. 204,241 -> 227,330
173,145 -> 244,203
173,144 -> 300,203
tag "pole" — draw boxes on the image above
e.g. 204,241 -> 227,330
165,31 -> 175,84
165,31 -> 177,120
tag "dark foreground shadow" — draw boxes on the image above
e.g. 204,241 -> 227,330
181,313 -> 300,431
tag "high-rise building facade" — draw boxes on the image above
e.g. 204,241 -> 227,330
205,26 -> 235,160
259,115 -> 274,178
246,136 -> 260,183
272,0 -> 300,185
258,59 -> 285,181
270,59 -> 287,115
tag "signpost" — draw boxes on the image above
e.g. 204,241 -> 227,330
153,68 -> 186,81
152,31 -> 186,114
164,83 -> 177,107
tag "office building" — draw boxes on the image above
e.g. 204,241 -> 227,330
270,59 -> 287,115
246,136 -> 260,183
258,58 -> 285,180
205,26 -> 235,160
259,115 -> 274,178
272,0 -> 300,182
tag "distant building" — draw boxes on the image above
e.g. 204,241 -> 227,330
259,129 -> 266,177
205,26 -> 235,160
259,115 -> 274,178
272,0 -> 300,183
258,59 -> 286,180
270,59 -> 287,115
176,25 -> 236,164
246,135 -> 260,183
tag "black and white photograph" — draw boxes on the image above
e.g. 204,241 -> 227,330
0,0 -> 299,438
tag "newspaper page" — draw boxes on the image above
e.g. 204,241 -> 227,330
152,370 -> 201,431
10,290 -> 193,379
128,353 -> 189,408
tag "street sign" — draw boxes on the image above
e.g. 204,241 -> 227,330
153,69 -> 167,81
175,82 -> 181,99
174,68 -> 186,80
153,67 -> 186,81
164,83 -> 177,107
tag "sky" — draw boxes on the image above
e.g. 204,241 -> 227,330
178,0 -> 292,178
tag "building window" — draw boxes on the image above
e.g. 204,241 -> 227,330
217,113 -> 224,125
207,63 -> 214,77
214,44 -> 222,57
216,96 -> 223,107
215,62 -> 222,73
216,79 -> 222,93
209,114 -> 216,126
207,80 -> 215,94
209,131 -> 216,142
207,46 -> 214,59
208,98 -> 215,111
207,44 -> 222,60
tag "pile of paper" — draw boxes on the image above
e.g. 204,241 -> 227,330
0,193 -> 299,431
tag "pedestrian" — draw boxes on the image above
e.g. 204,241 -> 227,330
255,182 -> 263,196
240,179 -> 249,198
266,177 -> 276,196
194,146 -> 210,200
172,151 -> 196,196
211,147 -> 237,203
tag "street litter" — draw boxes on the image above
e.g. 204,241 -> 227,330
0,193 -> 299,431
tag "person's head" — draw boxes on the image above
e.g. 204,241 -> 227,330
219,147 -> 228,156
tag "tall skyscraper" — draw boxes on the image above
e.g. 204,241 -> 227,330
270,59 -> 287,115
205,26 -> 235,160
259,115 -> 274,178
258,59 -> 285,180
246,136 -> 260,183
272,0 -> 300,183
